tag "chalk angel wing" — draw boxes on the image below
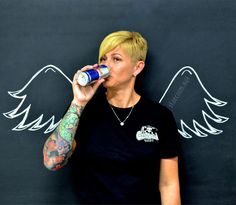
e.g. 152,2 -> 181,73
3,65 -> 72,134
159,66 -> 229,138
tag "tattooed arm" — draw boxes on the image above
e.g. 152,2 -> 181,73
43,103 -> 84,171
43,64 -> 104,171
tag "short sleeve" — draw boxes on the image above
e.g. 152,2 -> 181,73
158,107 -> 180,158
73,104 -> 90,142
73,93 -> 102,142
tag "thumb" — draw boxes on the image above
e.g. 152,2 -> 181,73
92,78 -> 105,91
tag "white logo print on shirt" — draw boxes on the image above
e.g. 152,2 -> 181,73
136,125 -> 159,142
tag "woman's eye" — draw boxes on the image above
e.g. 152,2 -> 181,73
114,57 -> 121,62
100,57 -> 106,62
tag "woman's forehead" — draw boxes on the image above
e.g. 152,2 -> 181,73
104,45 -> 129,56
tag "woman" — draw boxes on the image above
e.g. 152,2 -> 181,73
43,30 -> 181,204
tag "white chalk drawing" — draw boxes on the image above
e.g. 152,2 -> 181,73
159,66 -> 229,138
3,65 -> 72,134
3,65 -> 229,138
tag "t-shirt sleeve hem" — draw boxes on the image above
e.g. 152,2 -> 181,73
159,152 -> 179,159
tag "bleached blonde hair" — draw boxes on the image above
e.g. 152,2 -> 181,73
98,31 -> 148,64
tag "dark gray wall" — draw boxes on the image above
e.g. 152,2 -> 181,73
0,0 -> 235,204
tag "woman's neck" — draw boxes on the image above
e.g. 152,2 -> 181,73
106,89 -> 140,108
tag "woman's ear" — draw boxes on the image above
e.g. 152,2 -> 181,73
133,61 -> 145,77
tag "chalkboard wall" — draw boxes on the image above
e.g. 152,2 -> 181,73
0,0 -> 235,204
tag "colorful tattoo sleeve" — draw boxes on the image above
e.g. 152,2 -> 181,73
43,103 -> 84,171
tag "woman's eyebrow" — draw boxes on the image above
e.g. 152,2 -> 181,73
111,53 -> 122,56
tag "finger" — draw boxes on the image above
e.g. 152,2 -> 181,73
80,65 -> 93,72
92,63 -> 99,68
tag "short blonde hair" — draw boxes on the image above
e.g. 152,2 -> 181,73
98,31 -> 148,64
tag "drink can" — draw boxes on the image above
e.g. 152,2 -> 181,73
77,65 -> 110,86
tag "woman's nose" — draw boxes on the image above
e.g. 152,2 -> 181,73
101,60 -> 111,69
102,62 -> 108,67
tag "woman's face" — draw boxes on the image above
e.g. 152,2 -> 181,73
100,46 -> 137,89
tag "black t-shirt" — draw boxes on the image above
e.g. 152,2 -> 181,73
70,93 -> 180,204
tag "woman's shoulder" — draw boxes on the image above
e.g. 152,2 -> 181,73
140,96 -> 171,114
140,96 -> 177,124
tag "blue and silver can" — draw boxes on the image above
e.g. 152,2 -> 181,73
77,65 -> 110,86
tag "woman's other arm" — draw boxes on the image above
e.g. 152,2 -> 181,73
159,157 -> 181,205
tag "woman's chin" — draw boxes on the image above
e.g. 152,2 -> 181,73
102,80 -> 110,88
102,79 -> 114,89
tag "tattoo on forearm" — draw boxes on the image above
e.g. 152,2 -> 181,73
44,103 -> 84,170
